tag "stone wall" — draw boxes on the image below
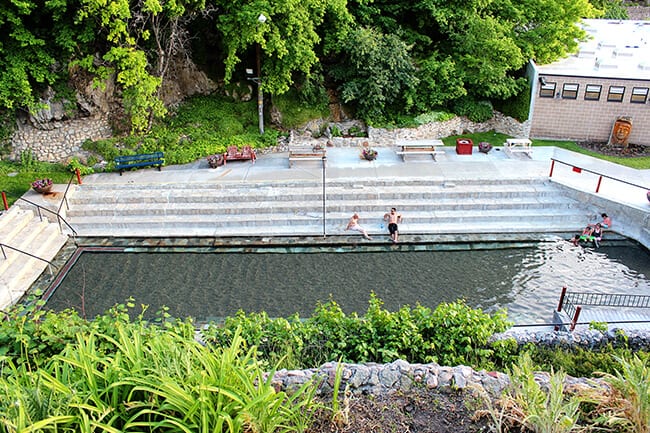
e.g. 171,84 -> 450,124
9,111 -> 525,163
9,117 -> 112,163
270,326 -> 648,398
295,112 -> 528,148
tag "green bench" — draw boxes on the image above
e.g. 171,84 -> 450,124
114,152 -> 164,175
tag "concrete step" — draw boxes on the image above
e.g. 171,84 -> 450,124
0,218 -> 49,276
65,195 -> 581,218
0,207 -> 35,242
0,207 -> 69,310
67,182 -> 563,206
69,212 -> 591,238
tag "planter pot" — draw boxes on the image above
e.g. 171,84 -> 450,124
33,185 -> 53,194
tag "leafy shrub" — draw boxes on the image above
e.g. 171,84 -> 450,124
494,84 -> 530,122
414,111 -> 456,125
203,296 -> 511,369
452,97 -> 494,122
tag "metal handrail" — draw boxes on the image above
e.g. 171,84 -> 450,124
0,243 -> 56,275
15,196 -> 77,236
565,292 -> 650,308
549,158 -> 650,193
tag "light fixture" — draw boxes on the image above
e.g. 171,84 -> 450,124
538,76 -> 548,86
258,13 -> 267,24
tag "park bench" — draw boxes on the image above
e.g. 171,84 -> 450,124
504,138 -> 533,157
114,151 -> 164,175
288,144 -> 326,167
224,145 -> 256,163
395,139 -> 445,161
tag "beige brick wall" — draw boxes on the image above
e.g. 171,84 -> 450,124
530,76 -> 650,145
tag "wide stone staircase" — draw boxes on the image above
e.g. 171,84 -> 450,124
63,177 -> 598,239
0,206 -> 69,309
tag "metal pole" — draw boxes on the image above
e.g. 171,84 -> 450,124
548,159 -> 555,178
256,44 -> 264,135
322,155 -> 327,237
557,286 -> 567,312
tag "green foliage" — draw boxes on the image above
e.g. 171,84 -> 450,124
204,296 -> 511,369
214,0 -> 338,96
452,98 -> 494,123
413,111 -> 455,125
508,353 -> 582,433
272,88 -> 329,129
494,84 -> 531,122
330,27 -> 418,123
83,95 -> 277,167
66,158 -> 94,176
0,317 -> 318,433
593,0 -> 629,19
598,355 -> 650,433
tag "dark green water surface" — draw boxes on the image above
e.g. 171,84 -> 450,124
45,241 -> 650,324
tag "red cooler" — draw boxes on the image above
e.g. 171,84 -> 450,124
456,138 -> 473,155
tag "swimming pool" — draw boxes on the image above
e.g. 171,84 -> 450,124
42,238 -> 650,325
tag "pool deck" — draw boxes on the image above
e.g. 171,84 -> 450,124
83,144 -> 650,213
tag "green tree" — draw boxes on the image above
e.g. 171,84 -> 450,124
213,0 -> 348,97
329,26 -> 418,122
0,0 -> 83,113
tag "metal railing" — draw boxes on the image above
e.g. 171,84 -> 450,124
15,196 -> 77,236
556,286 -> 650,331
2,170 -> 79,236
549,158 -> 650,195
0,242 -> 57,275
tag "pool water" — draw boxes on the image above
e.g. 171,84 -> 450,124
44,240 -> 650,325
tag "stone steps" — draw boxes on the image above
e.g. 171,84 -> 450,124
64,177 -> 597,238
0,206 -> 69,310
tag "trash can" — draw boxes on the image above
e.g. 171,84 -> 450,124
456,138 -> 473,155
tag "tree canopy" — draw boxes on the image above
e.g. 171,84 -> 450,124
0,0 -> 606,129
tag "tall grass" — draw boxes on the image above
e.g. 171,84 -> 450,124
597,355 -> 650,433
506,354 -> 582,433
0,324 -> 318,432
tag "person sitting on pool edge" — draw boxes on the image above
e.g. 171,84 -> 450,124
571,225 -> 594,246
591,222 -> 603,248
346,213 -> 372,240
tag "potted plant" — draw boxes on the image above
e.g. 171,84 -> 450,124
361,141 -> 378,161
31,178 -> 53,194
207,154 -> 224,168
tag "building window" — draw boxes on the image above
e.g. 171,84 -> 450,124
562,83 -> 579,99
630,87 -> 649,103
584,84 -> 602,100
539,82 -> 556,98
607,86 -> 625,102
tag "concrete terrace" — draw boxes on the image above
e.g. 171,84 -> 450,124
3,141 -> 650,323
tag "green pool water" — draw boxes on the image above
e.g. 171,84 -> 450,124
44,240 -> 650,325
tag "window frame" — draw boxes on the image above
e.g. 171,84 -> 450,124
561,83 -> 579,99
539,82 -> 556,98
630,87 -> 649,104
607,86 -> 625,102
584,84 -> 602,101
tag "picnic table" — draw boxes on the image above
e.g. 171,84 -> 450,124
395,139 -> 445,161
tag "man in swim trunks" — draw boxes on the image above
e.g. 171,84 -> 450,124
383,207 -> 402,243
346,213 -> 372,240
